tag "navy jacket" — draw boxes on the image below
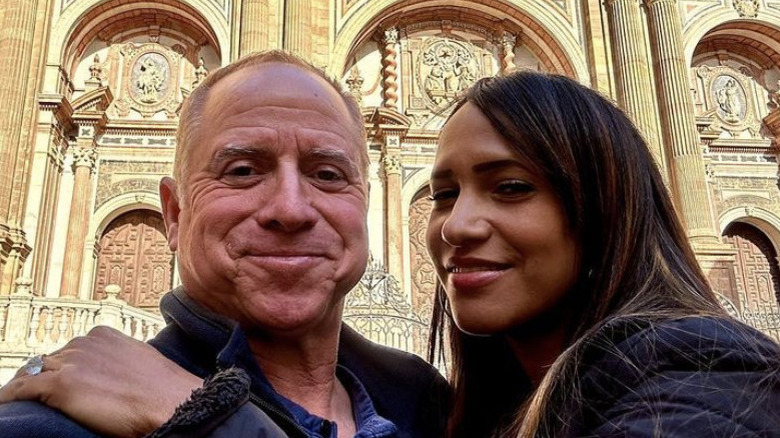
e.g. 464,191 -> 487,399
565,316 -> 780,437
0,288 -> 449,437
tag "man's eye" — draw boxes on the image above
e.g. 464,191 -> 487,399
315,169 -> 344,182
224,165 -> 256,177
495,180 -> 533,196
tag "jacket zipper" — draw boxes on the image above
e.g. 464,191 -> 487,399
248,392 -> 312,438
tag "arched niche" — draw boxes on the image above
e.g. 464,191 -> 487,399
332,0 -> 587,85
689,20 -> 780,140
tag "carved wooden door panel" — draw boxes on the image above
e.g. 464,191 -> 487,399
409,191 -> 436,325
94,210 -> 173,310
724,222 -> 780,311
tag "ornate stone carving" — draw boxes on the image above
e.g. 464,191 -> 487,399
419,38 -> 478,107
95,160 -> 172,210
696,65 -> 762,136
71,146 -> 97,172
192,57 -> 209,88
345,65 -> 364,104
499,32 -> 517,75
408,193 -> 436,323
714,77 -> 744,123
118,43 -> 182,118
382,155 -> 401,175
86,54 -> 103,88
132,53 -> 169,104
733,0 -> 759,18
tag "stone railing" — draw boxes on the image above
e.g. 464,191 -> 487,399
0,283 -> 164,384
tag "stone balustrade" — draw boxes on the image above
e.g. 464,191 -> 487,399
0,284 -> 164,385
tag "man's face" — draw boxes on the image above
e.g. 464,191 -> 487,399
162,63 -> 369,334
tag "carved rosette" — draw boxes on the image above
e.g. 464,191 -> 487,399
71,146 -> 98,172
733,0 -> 759,18
417,37 -> 480,109
119,43 -> 182,118
382,28 -> 400,109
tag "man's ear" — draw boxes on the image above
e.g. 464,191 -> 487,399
159,176 -> 181,252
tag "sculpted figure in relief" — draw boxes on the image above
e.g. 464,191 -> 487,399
716,78 -> 742,121
136,57 -> 165,103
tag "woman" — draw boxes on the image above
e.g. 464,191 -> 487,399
426,70 -> 780,437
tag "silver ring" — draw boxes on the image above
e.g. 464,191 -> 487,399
22,355 -> 44,376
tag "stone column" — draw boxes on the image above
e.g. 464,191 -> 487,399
0,0 -> 38,288
644,0 -> 719,245
382,136 -> 404,292
240,0 -> 270,56
604,0 -> 665,178
59,136 -> 98,298
381,27 -> 400,110
499,32 -> 518,75
283,0 -> 311,58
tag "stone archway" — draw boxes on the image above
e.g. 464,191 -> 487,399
93,209 -> 173,310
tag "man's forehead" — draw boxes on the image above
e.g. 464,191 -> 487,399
208,63 -> 344,110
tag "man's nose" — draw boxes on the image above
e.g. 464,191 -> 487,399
255,167 -> 318,232
440,195 -> 490,248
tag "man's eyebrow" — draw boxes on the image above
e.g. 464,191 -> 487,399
304,148 -> 360,175
209,145 -> 274,168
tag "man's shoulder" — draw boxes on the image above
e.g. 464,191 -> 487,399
339,324 -> 442,380
0,401 -> 100,438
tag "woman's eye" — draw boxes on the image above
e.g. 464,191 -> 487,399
495,180 -> 533,196
427,188 -> 458,203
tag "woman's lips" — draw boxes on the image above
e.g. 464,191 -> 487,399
447,265 -> 510,290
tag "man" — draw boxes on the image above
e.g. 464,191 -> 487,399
0,50 -> 448,437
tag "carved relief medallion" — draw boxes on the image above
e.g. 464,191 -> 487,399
418,38 -> 479,108
119,43 -> 181,118
131,52 -> 170,104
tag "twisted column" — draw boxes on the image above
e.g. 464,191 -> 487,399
60,141 -> 98,298
381,28 -> 399,109
604,0 -> 665,178
644,0 -> 719,244
239,0 -> 270,56
500,32 -> 517,75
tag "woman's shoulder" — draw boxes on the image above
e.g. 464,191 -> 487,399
574,316 -> 780,436
594,315 -> 779,369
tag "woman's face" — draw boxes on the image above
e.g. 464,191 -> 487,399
426,103 -> 579,335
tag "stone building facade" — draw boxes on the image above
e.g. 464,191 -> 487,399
1,0 -> 780,383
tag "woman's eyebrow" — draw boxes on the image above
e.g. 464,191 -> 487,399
472,159 -> 525,174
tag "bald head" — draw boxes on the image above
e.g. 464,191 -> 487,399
174,50 -> 367,197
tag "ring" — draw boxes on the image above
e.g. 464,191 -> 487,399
22,355 -> 44,376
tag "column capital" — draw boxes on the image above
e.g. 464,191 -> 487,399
71,146 -> 98,172
382,154 -> 402,176
383,27 -> 399,45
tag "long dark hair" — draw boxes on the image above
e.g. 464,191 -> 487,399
427,71 -> 724,437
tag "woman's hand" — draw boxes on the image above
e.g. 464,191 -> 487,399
0,326 -> 203,437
